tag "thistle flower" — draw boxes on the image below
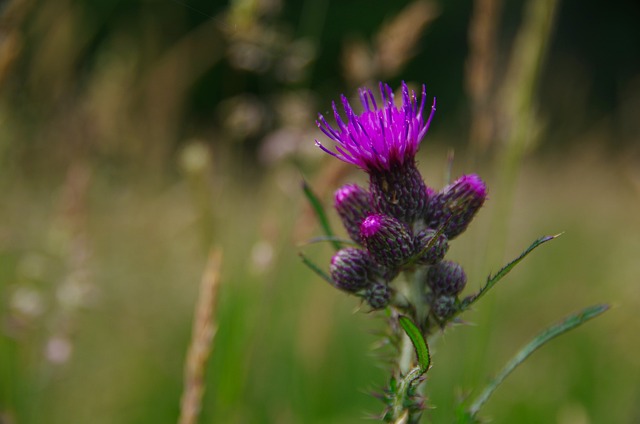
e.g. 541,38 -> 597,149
426,174 -> 487,239
360,213 -> 414,269
334,184 -> 373,244
301,79 -> 597,424
316,82 -> 436,223
315,82 -> 435,173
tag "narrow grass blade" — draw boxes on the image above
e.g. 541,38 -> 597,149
304,235 -> 356,246
399,316 -> 430,373
465,303 -> 609,420
445,148 -> 455,185
461,234 -> 561,310
299,251 -> 333,285
302,180 -> 341,250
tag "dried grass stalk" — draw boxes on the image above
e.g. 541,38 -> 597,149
178,249 -> 223,424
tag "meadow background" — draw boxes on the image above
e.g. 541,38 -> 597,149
1,0 -> 639,423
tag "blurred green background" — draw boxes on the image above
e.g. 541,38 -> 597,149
1,0 -> 639,423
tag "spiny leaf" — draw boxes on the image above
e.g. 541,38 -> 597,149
398,316 -> 431,373
461,233 -> 561,311
298,251 -> 332,285
302,180 -> 341,250
464,303 -> 609,420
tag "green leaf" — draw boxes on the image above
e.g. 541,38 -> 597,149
465,303 -> 609,420
398,316 -> 430,374
302,180 -> 341,250
298,252 -> 333,285
385,317 -> 431,422
460,234 -> 561,311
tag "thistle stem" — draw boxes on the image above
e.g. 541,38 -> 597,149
391,268 -> 431,422
399,331 -> 414,375
398,265 -> 431,368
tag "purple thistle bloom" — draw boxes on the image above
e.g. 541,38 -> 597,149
316,82 -> 436,223
315,81 -> 436,173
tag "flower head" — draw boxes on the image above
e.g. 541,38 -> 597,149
316,81 -> 436,173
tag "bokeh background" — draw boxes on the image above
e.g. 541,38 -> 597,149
1,0 -> 639,423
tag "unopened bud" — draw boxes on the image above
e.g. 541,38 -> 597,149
365,281 -> 391,310
431,295 -> 457,319
414,228 -> 449,265
426,260 -> 467,296
330,248 -> 377,293
360,214 -> 414,268
334,184 -> 373,244
426,174 -> 487,239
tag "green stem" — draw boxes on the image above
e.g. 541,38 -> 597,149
399,331 -> 414,375
389,270 -> 432,422
389,366 -> 424,423
397,269 -> 426,373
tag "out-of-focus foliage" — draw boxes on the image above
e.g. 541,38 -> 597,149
1,0 -> 639,423
1,0 -> 638,174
